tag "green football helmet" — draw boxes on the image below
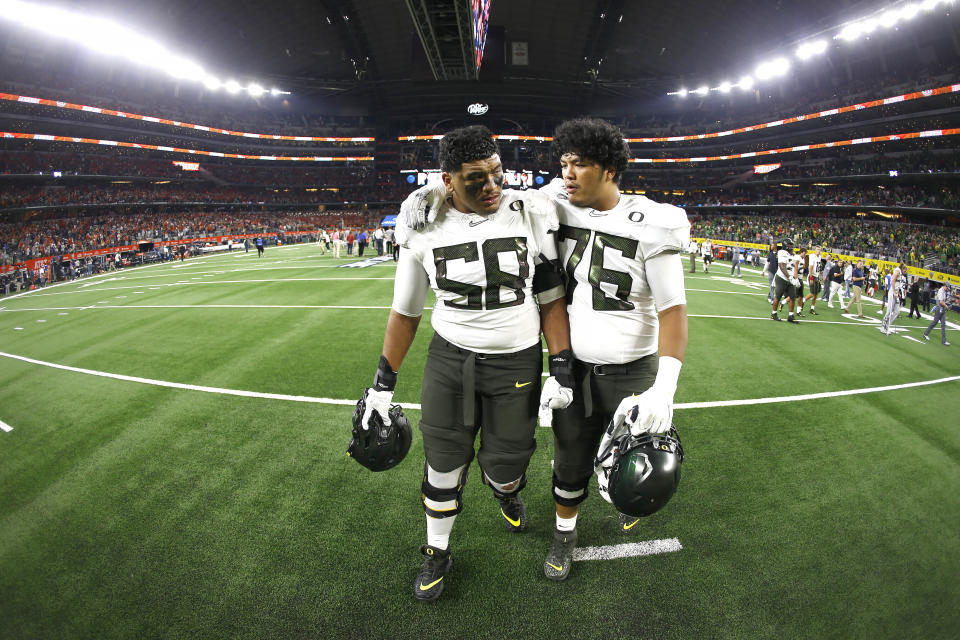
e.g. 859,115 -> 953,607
595,422 -> 684,518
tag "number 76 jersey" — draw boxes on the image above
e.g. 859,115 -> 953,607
553,193 -> 690,364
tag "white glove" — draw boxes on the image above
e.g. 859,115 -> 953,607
537,376 -> 574,427
401,181 -> 448,230
611,356 -> 682,436
790,277 -> 800,288
360,387 -> 394,430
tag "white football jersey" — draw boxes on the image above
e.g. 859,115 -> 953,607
808,253 -> 822,279
549,191 -> 690,364
394,189 -> 559,354
775,249 -> 793,281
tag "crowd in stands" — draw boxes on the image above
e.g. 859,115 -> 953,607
0,184 -> 407,209
656,183 -> 960,211
4,207 -> 958,278
689,213 -> 960,273
0,210 -> 384,266
0,150 -> 375,186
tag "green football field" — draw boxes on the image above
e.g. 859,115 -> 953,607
1,243 -> 958,640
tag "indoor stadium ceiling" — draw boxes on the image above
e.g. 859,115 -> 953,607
17,0 -> 960,120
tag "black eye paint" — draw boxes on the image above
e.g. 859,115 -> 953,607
492,175 -> 504,187
464,181 -> 485,199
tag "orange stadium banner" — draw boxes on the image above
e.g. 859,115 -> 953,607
0,132 -> 373,162
624,84 -> 960,143
0,93 -> 375,143
629,127 -> 960,164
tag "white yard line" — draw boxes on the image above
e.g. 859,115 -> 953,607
0,419 -> 12,433
1,351 -> 956,416
573,538 -> 682,561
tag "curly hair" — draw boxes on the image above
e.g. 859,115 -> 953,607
439,125 -> 500,173
552,118 -> 631,184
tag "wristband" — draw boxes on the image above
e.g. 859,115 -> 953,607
548,349 -> 575,390
653,356 -> 682,395
373,355 -> 398,392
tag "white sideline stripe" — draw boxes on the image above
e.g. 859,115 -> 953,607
2,304 -> 401,312
573,538 -> 682,561
0,305 -> 946,333
0,351 -> 360,408
1,350 -> 957,414
675,374 -> 960,409
0,419 -> 12,432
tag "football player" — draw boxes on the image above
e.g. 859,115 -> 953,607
802,246 -> 822,315
880,262 -> 907,335
771,239 -> 800,323
536,118 -> 689,580
701,237 -> 713,272
360,125 -> 573,602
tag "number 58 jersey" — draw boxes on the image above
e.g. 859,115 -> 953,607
553,193 -> 690,364
393,189 -> 561,354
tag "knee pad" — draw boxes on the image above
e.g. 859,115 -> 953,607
482,470 -> 527,500
421,463 -> 468,519
552,472 -> 589,507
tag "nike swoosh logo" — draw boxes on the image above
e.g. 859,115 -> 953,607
622,518 -> 640,531
419,577 -> 443,591
515,381 -> 532,388
468,219 -> 488,227
588,210 -> 608,217
501,509 -> 521,527
546,562 -> 564,571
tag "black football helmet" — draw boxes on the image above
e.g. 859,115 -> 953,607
347,398 -> 412,472
595,422 -> 684,518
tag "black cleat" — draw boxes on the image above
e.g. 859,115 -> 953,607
787,315 -> 800,324
413,545 -> 452,602
543,528 -> 578,581
498,494 -> 527,532
618,512 -> 642,535
771,313 -> 782,321
810,309 -> 818,315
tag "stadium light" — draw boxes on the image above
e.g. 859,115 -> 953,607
0,0 -> 288,97
796,39 -> 828,60
718,81 -> 732,93
224,79 -> 242,94
755,57 -> 790,80
669,0 -> 956,97
694,85 -> 709,95
246,83 -> 266,97
738,75 -> 754,90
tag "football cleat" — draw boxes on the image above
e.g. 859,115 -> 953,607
347,399 -> 412,472
771,313 -> 782,321
618,512 -> 642,535
543,528 -> 578,581
787,316 -> 799,324
413,545 -> 452,602
497,494 -> 527,532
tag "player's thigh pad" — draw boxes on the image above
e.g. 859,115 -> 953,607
419,338 -> 479,473
552,383 -> 606,490
473,343 -> 541,483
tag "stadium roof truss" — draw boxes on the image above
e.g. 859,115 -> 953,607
404,0 -> 477,80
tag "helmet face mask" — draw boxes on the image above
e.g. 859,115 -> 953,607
595,422 -> 684,518
347,399 -> 412,471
